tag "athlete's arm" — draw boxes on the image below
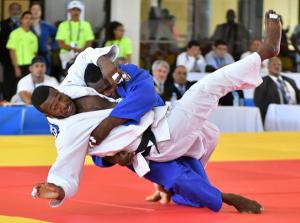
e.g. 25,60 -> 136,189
103,151 -> 135,166
32,182 -> 65,200
90,116 -> 128,146
97,54 -> 119,87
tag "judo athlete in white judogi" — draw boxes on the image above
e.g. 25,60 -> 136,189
31,11 -> 281,214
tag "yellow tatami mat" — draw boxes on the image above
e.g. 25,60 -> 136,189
0,132 -> 300,167
0,216 -> 47,223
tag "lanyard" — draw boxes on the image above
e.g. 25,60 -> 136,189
68,21 -> 81,43
31,75 -> 36,89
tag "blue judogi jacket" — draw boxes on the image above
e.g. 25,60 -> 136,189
110,63 -> 164,125
31,21 -> 57,54
92,63 -> 164,166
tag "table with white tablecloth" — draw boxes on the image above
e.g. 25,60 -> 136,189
207,106 -> 263,132
265,104 -> 300,131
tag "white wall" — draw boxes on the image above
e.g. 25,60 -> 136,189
110,0 -> 141,64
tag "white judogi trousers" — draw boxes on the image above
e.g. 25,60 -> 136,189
146,52 -> 262,164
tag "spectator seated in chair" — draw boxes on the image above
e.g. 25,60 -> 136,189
254,57 -> 300,121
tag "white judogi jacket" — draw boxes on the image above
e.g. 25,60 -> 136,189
47,94 -> 170,206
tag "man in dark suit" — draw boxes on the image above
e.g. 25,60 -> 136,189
165,65 -> 194,100
254,57 -> 300,121
0,2 -> 22,100
151,59 -> 174,101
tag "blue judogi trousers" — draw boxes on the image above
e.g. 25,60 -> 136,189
93,156 -> 222,212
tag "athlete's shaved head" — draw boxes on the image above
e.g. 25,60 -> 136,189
84,63 -> 117,98
84,63 -> 103,84
32,86 -> 53,112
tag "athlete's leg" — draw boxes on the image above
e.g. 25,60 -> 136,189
151,10 -> 281,161
143,158 -> 223,212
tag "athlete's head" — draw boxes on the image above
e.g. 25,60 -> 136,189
32,86 -> 76,118
84,63 -> 117,98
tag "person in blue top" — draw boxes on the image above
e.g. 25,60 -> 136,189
30,2 -> 57,75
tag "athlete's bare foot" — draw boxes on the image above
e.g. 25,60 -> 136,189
258,10 -> 282,61
145,190 -> 161,202
222,193 -> 264,214
145,185 -> 171,204
159,188 -> 171,205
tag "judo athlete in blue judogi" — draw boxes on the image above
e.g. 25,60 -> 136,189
87,60 -> 224,212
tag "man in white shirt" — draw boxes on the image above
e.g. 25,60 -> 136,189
254,57 -> 300,120
205,39 -> 235,70
176,40 -> 206,72
31,10 -> 281,214
15,56 -> 59,104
